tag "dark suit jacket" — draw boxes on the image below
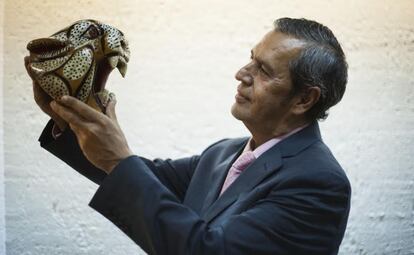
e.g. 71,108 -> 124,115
39,120 -> 351,255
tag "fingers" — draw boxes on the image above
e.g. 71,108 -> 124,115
50,101 -> 88,129
59,96 -> 102,122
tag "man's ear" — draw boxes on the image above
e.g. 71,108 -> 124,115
291,86 -> 321,115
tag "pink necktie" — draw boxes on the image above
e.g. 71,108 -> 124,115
219,151 -> 256,196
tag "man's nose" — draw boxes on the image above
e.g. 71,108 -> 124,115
235,65 -> 253,85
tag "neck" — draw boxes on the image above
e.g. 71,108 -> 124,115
244,118 -> 309,148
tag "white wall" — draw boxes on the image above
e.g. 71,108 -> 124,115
0,0 -> 5,253
4,0 -> 414,254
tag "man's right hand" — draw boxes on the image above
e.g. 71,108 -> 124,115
24,56 -> 67,131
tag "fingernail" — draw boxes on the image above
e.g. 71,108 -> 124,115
60,95 -> 68,102
50,101 -> 56,108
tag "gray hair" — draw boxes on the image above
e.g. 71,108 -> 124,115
275,18 -> 348,120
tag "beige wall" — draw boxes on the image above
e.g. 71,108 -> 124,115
3,0 -> 414,254
0,0 -> 5,253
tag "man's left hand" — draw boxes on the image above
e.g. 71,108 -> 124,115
50,95 -> 133,174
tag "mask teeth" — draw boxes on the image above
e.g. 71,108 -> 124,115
96,89 -> 110,107
117,57 -> 128,77
38,45 -> 71,59
108,56 -> 119,69
29,64 -> 45,76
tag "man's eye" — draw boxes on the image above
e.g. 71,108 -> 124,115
259,65 -> 269,76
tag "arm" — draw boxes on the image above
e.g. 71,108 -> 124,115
90,156 -> 351,255
140,156 -> 200,202
39,119 -> 200,200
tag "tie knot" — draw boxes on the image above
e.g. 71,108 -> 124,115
233,151 -> 256,171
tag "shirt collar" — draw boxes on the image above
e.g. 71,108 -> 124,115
244,124 -> 309,159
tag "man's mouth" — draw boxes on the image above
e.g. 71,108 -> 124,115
236,88 -> 250,103
236,86 -> 250,101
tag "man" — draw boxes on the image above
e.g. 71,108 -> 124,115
30,18 -> 351,255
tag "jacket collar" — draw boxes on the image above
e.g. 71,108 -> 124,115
202,121 -> 321,223
277,121 -> 322,157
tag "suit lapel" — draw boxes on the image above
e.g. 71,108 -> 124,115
203,145 -> 283,223
200,146 -> 244,214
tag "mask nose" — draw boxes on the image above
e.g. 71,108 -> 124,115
235,64 -> 253,86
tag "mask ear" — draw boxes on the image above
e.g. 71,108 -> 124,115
292,86 -> 321,115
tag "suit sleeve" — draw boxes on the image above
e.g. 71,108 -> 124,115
39,119 -> 107,185
38,120 -> 200,200
89,155 -> 351,255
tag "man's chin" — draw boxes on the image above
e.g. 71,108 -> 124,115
230,103 -> 246,121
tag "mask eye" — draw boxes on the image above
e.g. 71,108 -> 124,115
84,25 -> 100,39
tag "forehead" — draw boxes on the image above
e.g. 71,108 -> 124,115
253,30 -> 306,65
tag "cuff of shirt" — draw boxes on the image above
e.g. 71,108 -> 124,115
52,123 -> 63,139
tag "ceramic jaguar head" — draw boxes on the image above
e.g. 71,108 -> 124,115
26,19 -> 130,112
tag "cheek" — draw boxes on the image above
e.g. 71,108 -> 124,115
251,80 -> 274,101
251,84 -> 291,112
250,90 -> 274,113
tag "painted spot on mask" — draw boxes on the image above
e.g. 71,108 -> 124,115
38,74 -> 69,99
63,48 -> 93,80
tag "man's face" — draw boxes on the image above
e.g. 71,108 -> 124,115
231,30 -> 306,132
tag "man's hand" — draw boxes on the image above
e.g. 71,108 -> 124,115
50,95 -> 133,173
24,56 -> 67,131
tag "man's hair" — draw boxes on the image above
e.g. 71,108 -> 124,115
274,18 -> 348,120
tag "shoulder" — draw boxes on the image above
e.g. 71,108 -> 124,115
281,140 -> 351,192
